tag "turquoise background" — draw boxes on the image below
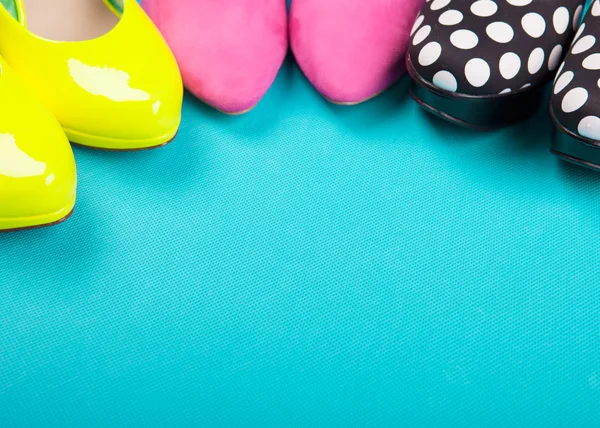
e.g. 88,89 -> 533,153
3,54 -> 600,425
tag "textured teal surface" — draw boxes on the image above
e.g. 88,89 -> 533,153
2,57 -> 600,427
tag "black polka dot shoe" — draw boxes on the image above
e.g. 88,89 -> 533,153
407,0 -> 585,130
550,1 -> 600,171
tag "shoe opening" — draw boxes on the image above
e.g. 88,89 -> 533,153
21,0 -> 124,42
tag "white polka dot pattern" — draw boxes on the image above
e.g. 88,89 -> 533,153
572,23 -> 585,45
553,7 -> 570,34
486,22 -> 514,43
418,42 -> 442,66
410,15 -> 424,36
548,45 -> 563,70
561,87 -> 588,112
432,70 -> 458,91
465,58 -> 491,86
555,61 -> 565,79
551,1 -> 600,142
507,0 -> 532,6
583,53 -> 600,70
450,29 -> 479,49
521,13 -> 546,38
413,25 -> 432,45
408,0 -> 583,95
578,116 -> 600,140
573,4 -> 583,29
431,0 -> 451,11
571,35 -> 595,54
499,52 -> 521,79
439,10 -> 463,26
554,70 -> 573,93
527,48 -> 545,74
471,0 -> 497,17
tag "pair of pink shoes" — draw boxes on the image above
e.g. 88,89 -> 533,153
142,0 -> 425,114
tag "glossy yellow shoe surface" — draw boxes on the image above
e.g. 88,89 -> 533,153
0,0 -> 183,150
0,57 -> 77,231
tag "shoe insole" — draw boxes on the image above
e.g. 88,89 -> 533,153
23,0 -> 120,41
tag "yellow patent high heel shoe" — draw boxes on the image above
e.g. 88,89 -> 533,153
0,0 -> 183,151
0,57 -> 77,232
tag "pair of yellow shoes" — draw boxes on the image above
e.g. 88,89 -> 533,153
0,0 -> 183,232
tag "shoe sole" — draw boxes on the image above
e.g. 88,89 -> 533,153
407,55 -> 544,130
64,121 -> 180,151
70,131 -> 178,152
550,105 -> 600,171
0,194 -> 76,233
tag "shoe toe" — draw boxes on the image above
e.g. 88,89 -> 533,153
551,14 -> 600,142
408,0 -> 583,96
61,53 -> 183,149
144,0 -> 288,114
290,0 -> 423,104
0,0 -> 184,150
0,121 -> 76,230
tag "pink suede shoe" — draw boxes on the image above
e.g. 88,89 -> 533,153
290,0 -> 425,105
142,0 -> 288,114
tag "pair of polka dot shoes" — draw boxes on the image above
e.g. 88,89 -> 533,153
551,1 -> 600,170
407,0 -> 585,130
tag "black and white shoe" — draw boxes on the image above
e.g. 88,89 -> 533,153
550,0 -> 600,170
407,0 -> 585,130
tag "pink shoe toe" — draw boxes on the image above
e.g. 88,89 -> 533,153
143,0 -> 288,114
290,0 -> 425,104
